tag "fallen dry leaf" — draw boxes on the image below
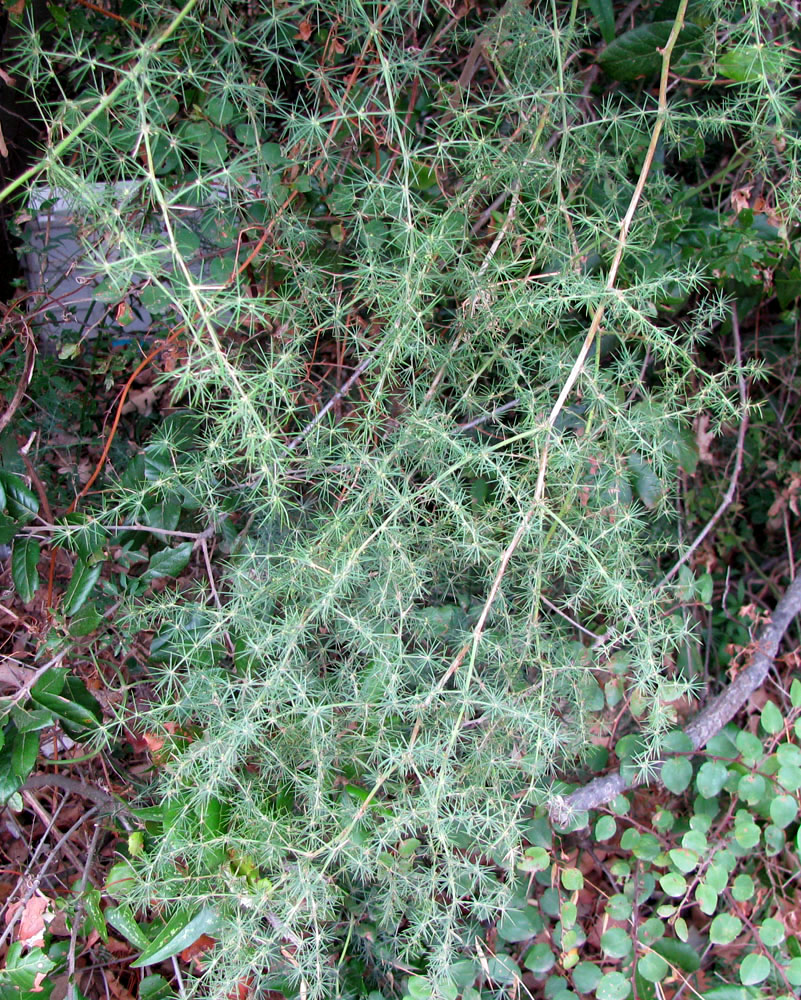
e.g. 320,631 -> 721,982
5,893 -> 54,948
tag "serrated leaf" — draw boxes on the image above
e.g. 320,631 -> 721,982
131,907 -> 222,967
599,22 -> 703,81
142,542 -> 193,582
12,538 -> 40,603
63,559 -> 103,616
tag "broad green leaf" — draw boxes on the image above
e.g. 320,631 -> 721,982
1,942 -> 55,988
595,815 -> 616,841
661,757 -> 692,793
739,954 -> 770,985
522,942 -> 555,975
759,917 -> 785,947
628,453 -> 662,508
131,907 -> 222,967
31,668 -> 67,698
718,45 -> 785,83
709,913 -> 742,944
0,472 -> 39,522
599,22 -> 703,81
696,761 -> 728,798
11,729 -> 38,779
596,971 -> 631,1000
572,962 -> 601,993
141,542 -> 193,582
69,603 -> 103,637
637,952 -> 668,983
761,700 -> 783,734
587,0 -> 615,42
105,904 -> 151,950
497,907 -> 542,942
31,675 -> 101,734
695,882 -> 717,914
652,938 -> 700,972
659,872 -> 686,897
484,955 -> 518,985
731,874 -> 754,901
601,927 -> 632,959
12,538 -> 40,603
561,868 -> 584,891
105,861 -> 137,899
139,975 -> 173,1000
63,559 -> 103,616
76,883 -> 107,944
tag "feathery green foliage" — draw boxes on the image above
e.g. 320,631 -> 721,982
6,0 -> 800,994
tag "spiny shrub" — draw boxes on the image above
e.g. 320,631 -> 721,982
6,0 -> 800,994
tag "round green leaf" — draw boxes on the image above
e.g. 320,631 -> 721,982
732,874 -> 754,901
738,773 -> 767,805
661,757 -> 693,794
709,913 -> 742,945
770,794 -> 798,829
694,883 -> 718,915
786,957 -> 801,986
637,952 -> 668,983
561,868 -> 584,891
595,816 -> 616,841
571,962 -> 601,993
523,942 -> 555,976
759,917 -> 785,947
595,971 -> 630,1000
761,700 -> 784,734
601,927 -> 632,959
740,953 -> 770,985
696,761 -> 728,798
660,872 -> 686,897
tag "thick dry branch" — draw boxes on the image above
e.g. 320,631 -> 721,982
549,570 -> 801,828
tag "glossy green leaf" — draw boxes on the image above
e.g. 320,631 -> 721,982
599,22 -> 703,81
12,538 -> 40,603
142,542 -> 193,582
131,907 -> 222,967
652,938 -> 700,972
0,472 -> 39,522
587,0 -> 615,42
63,559 -> 103,616
601,927 -> 632,959
105,904 -> 151,950
11,729 -> 38,779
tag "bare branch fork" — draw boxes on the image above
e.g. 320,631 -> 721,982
549,567 -> 801,827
